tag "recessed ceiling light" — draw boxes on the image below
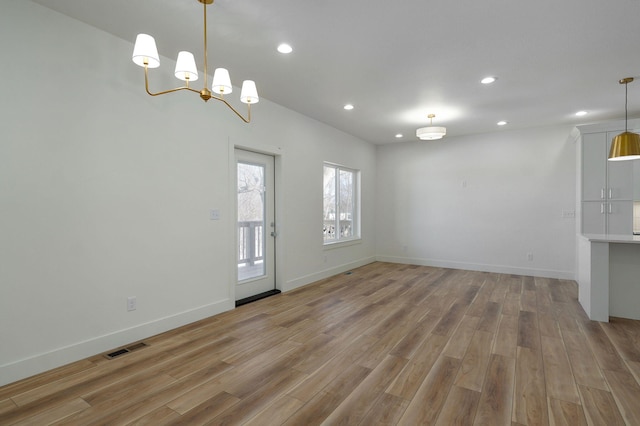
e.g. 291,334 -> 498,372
343,104 -> 354,110
575,110 -> 588,116
497,120 -> 508,126
481,76 -> 497,84
277,43 -> 293,54
395,134 -> 403,138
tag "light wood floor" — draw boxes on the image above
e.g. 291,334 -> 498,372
2,262 -> 640,425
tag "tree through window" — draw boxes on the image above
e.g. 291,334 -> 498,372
323,163 -> 359,243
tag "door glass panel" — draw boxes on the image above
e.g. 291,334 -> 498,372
238,162 -> 265,281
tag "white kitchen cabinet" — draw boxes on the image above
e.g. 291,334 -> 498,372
607,201 -> 634,234
581,201 -> 632,235
635,161 -> 640,201
582,201 -> 606,234
580,127 -> 635,235
581,133 -> 608,202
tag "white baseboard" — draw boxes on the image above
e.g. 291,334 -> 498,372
283,256 -> 377,292
375,255 -> 576,280
0,298 -> 234,387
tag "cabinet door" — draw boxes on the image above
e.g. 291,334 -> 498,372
582,133 -> 607,201
634,160 -> 640,201
606,131 -> 634,200
582,201 -> 606,234
607,200 -> 633,235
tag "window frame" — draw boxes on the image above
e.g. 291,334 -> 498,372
323,162 -> 361,246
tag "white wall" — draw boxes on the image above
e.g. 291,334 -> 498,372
0,0 -> 376,386
375,125 -> 577,279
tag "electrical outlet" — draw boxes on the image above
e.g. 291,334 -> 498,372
127,296 -> 137,311
527,252 -> 534,261
561,209 -> 576,218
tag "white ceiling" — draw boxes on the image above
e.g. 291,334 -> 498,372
31,0 -> 640,144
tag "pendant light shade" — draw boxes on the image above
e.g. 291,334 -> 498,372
416,114 -> 447,140
212,68 -> 232,95
174,51 -> 198,82
609,132 -> 640,161
608,77 -> 640,161
132,34 -> 160,68
417,126 -> 447,140
240,80 -> 259,104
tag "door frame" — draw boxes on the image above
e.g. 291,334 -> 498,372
228,139 -> 284,303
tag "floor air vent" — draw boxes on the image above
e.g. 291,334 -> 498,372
126,342 -> 148,351
103,341 -> 149,359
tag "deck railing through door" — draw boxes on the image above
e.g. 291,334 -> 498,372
238,221 -> 264,266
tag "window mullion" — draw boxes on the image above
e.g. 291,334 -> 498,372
334,166 -> 340,240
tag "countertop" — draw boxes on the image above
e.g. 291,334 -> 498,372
581,234 -> 640,244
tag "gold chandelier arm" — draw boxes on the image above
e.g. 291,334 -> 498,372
142,65 -> 200,97
142,65 -> 251,121
209,95 -> 252,123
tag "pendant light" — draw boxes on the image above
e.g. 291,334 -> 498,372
416,114 -> 447,140
608,78 -> 640,161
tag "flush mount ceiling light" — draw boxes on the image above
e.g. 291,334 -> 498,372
481,76 -> 497,84
609,77 -> 640,161
131,0 -> 258,123
416,114 -> 446,140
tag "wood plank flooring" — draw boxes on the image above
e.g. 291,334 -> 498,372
2,262 -> 640,425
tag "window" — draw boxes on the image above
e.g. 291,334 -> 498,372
323,163 -> 359,243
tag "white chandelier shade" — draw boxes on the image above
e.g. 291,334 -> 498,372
240,81 -> 259,104
212,68 -> 232,94
174,51 -> 199,82
132,34 -> 160,68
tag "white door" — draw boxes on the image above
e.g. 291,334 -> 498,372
235,149 -> 276,301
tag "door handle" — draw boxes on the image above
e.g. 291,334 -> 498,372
270,231 -> 277,237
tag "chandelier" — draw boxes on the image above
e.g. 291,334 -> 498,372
416,114 -> 447,140
131,0 -> 258,123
